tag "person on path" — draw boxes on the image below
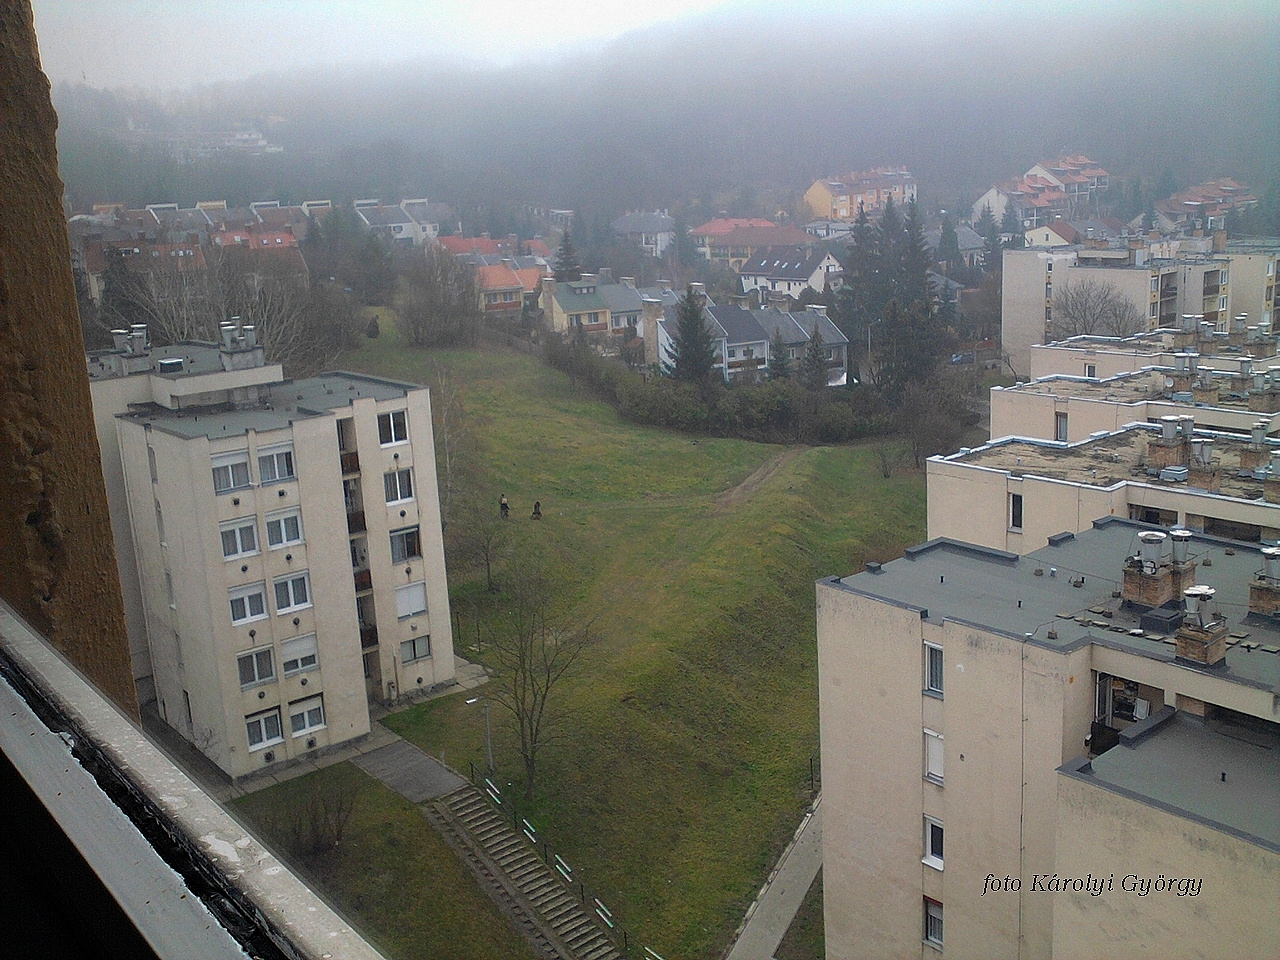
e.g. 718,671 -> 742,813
532,500 -> 542,520
500,494 -> 509,519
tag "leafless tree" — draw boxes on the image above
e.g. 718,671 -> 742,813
484,566 -> 594,799
270,773 -> 361,859
446,491 -> 508,593
1051,278 -> 1145,339
430,362 -> 469,524
396,245 -> 481,347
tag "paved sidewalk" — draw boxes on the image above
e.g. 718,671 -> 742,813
352,739 -> 465,802
725,795 -> 822,960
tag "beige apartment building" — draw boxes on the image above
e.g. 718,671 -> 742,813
990,363 -> 1280,443
928,419 -> 1280,553
88,324 -> 454,778
1027,329 -> 1276,381
817,520 -> 1279,959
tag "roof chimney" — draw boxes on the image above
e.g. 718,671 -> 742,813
1170,528 -> 1192,565
111,329 -> 129,352
1250,547 -> 1280,618
1175,585 -> 1227,666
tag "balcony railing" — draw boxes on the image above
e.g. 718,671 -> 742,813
340,451 -> 360,474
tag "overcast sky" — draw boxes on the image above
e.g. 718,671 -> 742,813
33,0 -> 747,89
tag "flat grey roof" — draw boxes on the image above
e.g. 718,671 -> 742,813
1072,712 -> 1280,850
122,371 -> 420,439
822,518 -> 1280,693
88,342 -> 233,381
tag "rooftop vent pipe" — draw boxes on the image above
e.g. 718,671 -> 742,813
1262,547 -> 1280,584
1160,415 -> 1179,441
1253,422 -> 1268,447
1170,529 -> 1192,564
1138,530 -> 1166,572
1184,585 -> 1216,628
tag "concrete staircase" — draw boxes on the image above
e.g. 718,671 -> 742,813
432,785 -> 623,960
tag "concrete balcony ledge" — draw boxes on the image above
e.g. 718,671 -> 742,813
0,598 -> 387,960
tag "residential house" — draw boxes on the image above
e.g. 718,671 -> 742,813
738,246 -> 841,298
691,219 -> 815,268
817,518 -> 1279,959
357,205 -> 424,246
752,304 -> 850,386
540,275 -> 612,335
396,198 -> 447,241
475,263 -> 525,321
924,223 -> 985,271
611,210 -> 676,258
802,219 -> 856,241
973,156 -> 1110,226
86,323 -> 454,780
803,168 -> 918,220
1157,179 -> 1257,231
706,303 -> 770,381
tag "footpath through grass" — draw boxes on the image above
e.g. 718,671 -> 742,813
350,327 -> 924,958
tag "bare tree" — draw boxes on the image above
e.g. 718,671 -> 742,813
1051,278 -> 1145,339
447,491 -> 507,592
269,773 -> 361,860
431,362 -> 469,525
396,245 -> 481,347
484,566 -> 594,799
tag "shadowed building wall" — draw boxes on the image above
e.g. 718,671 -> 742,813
0,2 -> 137,717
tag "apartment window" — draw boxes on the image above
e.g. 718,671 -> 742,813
395,580 -> 428,619
265,509 -> 303,548
1054,412 -> 1068,442
1084,363 -> 1096,378
281,634 -> 318,675
1219,295 -> 1228,311
924,642 -> 944,696
390,526 -> 423,564
923,817 -> 944,869
1009,492 -> 1024,530
258,444 -> 295,483
229,582 -> 268,625
245,708 -> 283,750
384,468 -> 413,503
289,695 -> 326,737
237,647 -> 275,688
924,729 -> 944,784
1149,301 -> 1157,318
274,572 -> 311,613
220,518 -> 258,559
378,410 -> 408,445
401,635 -> 431,663
147,446 -> 158,483
211,451 -> 250,493
924,899 -> 943,948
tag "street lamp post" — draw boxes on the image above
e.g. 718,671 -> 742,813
466,697 -> 494,773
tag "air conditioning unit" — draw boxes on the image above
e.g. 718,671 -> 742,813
263,750 -> 275,763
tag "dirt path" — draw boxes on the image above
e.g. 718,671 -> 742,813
715,447 -> 805,511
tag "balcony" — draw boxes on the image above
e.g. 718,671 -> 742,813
340,451 -> 360,475
360,624 -> 379,648
346,510 -> 366,534
353,568 -> 372,592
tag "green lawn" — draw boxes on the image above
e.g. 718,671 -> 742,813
344,324 -> 925,959
232,763 -> 539,960
775,870 -> 824,960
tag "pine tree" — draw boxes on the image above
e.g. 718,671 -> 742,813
800,322 -> 828,391
937,214 -> 961,273
769,327 -> 792,379
666,286 -> 717,384
976,204 -> 1001,273
554,229 -> 582,282
901,199 -> 933,308
1000,205 -> 1025,250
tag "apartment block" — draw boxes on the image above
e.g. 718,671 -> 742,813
928,418 -> 1280,554
1029,328 -> 1275,381
87,324 -> 453,778
990,363 -> 1280,444
817,520 -> 1279,959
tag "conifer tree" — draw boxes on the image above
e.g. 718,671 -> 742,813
976,204 -> 1001,273
1000,205 -> 1025,249
800,322 -> 829,391
901,199 -> 933,308
937,213 -> 961,273
666,286 -> 717,384
554,229 -> 582,281
768,327 -> 792,379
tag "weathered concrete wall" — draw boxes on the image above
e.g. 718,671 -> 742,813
0,3 -> 137,716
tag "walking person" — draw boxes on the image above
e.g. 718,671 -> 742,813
500,494 -> 509,519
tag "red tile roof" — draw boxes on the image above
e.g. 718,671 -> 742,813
715,225 -> 813,247
438,235 -> 503,255
692,218 -> 777,237
475,263 -> 523,292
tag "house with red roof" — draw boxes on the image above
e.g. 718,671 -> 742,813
475,263 -> 525,321
973,156 -> 1110,227
690,219 -> 816,268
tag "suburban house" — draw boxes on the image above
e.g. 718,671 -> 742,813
803,168 -> 918,220
610,210 -> 677,258
753,304 -> 850,386
705,303 -> 770,381
817,517 -> 1279,959
397,198 -> 449,240
924,223 -> 985,271
475,263 -> 525,321
738,246 -> 842,298
357,205 -> 425,246
691,219 -> 815,268
540,275 -> 612,335
972,156 -> 1110,226
86,322 -> 454,780
1156,178 -> 1258,231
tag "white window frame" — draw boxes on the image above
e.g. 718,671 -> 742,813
378,410 -> 409,446
924,898 -> 943,948
1054,412 -> 1068,442
1009,492 -> 1024,531
281,634 -> 319,676
289,695 -> 326,737
229,582 -> 268,625
273,572 -> 312,614
246,708 -> 283,751
258,443 -> 295,484
211,451 -> 251,494
237,646 -> 275,688
384,467 -> 413,504
924,729 -> 944,784
395,580 -> 427,619
220,518 -> 258,559
390,526 -> 423,564
265,509 -> 303,549
923,816 -> 944,870
401,634 -> 431,663
924,642 -> 943,696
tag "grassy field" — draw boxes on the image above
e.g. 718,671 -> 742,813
775,870 -> 824,960
232,763 -> 539,960
336,323 -> 926,959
